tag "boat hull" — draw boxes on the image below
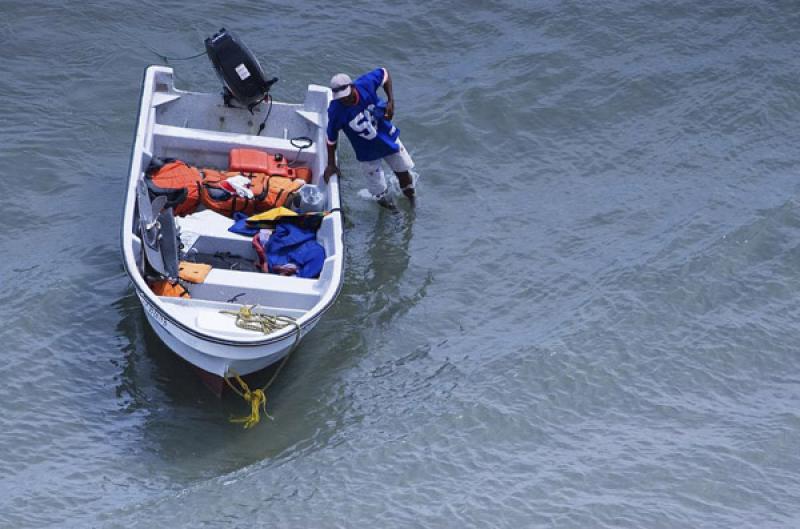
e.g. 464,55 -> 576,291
138,291 -> 314,378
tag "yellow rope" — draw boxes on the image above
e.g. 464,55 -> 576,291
220,304 -> 297,335
221,305 -> 302,429
224,372 -> 271,428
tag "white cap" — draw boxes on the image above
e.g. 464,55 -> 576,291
330,73 -> 352,99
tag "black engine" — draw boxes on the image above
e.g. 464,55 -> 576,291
205,28 -> 278,109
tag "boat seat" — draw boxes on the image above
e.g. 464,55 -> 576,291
176,209 -> 263,256
177,209 -> 248,242
152,123 -> 318,169
188,268 -> 321,310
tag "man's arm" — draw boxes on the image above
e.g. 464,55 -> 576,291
324,140 -> 339,183
382,68 -> 395,120
324,113 -> 341,183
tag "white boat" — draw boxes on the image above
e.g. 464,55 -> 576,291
120,64 -> 342,393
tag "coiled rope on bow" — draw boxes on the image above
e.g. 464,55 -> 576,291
220,305 -> 301,429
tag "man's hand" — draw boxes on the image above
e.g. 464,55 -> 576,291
323,164 -> 340,183
385,99 -> 395,121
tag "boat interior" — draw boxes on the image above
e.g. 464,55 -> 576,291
128,69 -> 339,335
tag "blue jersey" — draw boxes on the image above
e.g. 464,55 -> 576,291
326,68 -> 401,162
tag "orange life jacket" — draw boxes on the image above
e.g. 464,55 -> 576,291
150,279 -> 191,298
200,172 -> 303,216
146,160 -> 203,216
257,174 -> 304,212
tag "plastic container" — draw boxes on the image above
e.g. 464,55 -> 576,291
295,184 -> 324,213
229,148 -> 312,183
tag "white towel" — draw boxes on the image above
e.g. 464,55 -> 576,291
226,175 -> 254,199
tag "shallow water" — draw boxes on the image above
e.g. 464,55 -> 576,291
2,1 -> 800,527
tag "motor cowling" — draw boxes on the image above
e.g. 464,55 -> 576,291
205,28 -> 277,109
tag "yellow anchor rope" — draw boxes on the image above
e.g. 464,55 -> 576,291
220,305 -> 301,429
224,372 -> 269,428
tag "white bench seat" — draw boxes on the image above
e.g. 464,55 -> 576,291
176,209 -> 261,255
153,123 -> 318,157
188,268 -> 321,310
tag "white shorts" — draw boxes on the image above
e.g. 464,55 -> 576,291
360,140 -> 415,197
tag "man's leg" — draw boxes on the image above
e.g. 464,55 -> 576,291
385,140 -> 416,203
395,171 -> 415,201
361,159 -> 395,209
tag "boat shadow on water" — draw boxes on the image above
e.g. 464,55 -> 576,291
360,205 -> 426,329
302,204 -> 428,375
107,202 -> 421,471
111,282 -> 373,474
111,290 -> 321,467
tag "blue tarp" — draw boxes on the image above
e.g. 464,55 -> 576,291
266,222 -> 325,279
228,212 -> 260,236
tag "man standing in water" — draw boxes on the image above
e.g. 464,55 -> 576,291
323,67 -> 416,208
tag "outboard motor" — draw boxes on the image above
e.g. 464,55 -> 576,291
205,28 -> 278,109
